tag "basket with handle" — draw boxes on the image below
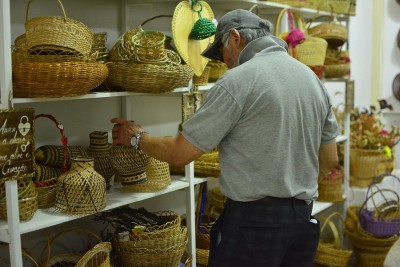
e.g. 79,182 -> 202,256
275,8 -> 328,67
307,4 -> 348,48
317,165 -> 345,202
24,0 -> 94,56
33,114 -> 67,209
315,212 -> 352,267
40,227 -> 104,267
358,175 -> 400,237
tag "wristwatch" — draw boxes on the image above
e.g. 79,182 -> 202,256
130,131 -> 148,150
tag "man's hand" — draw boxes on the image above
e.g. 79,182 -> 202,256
110,118 -> 145,146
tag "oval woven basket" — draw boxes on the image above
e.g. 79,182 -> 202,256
106,60 -> 193,93
24,0 -> 93,56
12,61 -> 108,98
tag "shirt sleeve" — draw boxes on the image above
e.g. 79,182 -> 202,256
321,95 -> 340,144
182,84 -> 242,152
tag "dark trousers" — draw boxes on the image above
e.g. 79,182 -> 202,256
208,196 -> 320,267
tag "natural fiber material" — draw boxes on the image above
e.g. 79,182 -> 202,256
87,131 -> 115,189
35,145 -> 89,170
110,145 -> 150,186
193,66 -> 211,85
0,177 -> 38,221
314,0 -> 351,14
194,150 -> 220,177
131,31 -> 167,62
318,166 -> 345,202
35,177 -> 57,209
12,61 -> 108,98
12,47 -> 97,63
106,60 -> 193,93
266,0 -> 307,7
25,0 -> 93,56
121,157 -> 171,192
308,15 -> 348,48
315,213 -> 352,267
40,227 -> 102,267
359,187 -> 400,237
324,63 -> 350,78
55,157 -> 106,215
172,1 -> 215,76
207,61 -> 228,82
76,242 -> 112,267
350,149 -> 385,187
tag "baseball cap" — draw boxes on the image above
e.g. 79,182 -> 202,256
201,9 -> 270,60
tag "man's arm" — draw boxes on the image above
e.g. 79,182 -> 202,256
318,141 -> 339,182
111,118 -> 204,167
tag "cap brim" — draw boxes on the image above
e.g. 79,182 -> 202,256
201,36 -> 222,61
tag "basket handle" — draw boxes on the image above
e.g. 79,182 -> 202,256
75,242 -> 112,267
138,15 -> 173,31
40,227 -> 102,267
26,0 -> 67,23
35,113 -> 68,173
275,8 -> 307,36
359,187 -> 400,217
319,212 -> 344,249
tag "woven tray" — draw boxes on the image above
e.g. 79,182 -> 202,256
12,61 -> 108,98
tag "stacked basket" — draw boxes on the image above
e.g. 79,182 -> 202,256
112,210 -> 187,267
106,15 -> 193,93
12,0 -> 108,98
345,175 -> 400,267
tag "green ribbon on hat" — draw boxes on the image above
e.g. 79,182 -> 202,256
190,0 -> 216,40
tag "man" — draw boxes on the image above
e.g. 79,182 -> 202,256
111,8 -> 339,267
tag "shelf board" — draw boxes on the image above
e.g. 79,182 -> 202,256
0,176 -> 209,236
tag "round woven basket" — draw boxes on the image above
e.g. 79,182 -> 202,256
318,166 -> 345,202
54,157 -> 106,215
110,145 -> 150,186
12,61 -> 108,98
194,150 -> 220,177
350,149 -> 385,187
106,59 -> 193,93
324,63 -> 350,78
308,15 -> 348,48
120,157 -> 171,192
0,177 -> 38,221
193,66 -> 211,86
24,0 -> 93,56
207,61 -> 228,82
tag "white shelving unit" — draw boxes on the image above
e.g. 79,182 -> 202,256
0,1 -> 354,266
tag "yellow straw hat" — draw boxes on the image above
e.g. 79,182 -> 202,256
172,1 -> 215,76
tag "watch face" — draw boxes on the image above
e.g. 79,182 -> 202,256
130,135 -> 138,147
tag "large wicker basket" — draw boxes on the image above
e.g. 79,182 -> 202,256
12,61 -> 108,98
106,59 -> 193,93
24,0 -> 93,56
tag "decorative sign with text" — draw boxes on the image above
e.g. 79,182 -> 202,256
0,109 -> 35,181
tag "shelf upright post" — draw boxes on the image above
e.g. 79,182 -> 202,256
185,161 -> 196,266
1,1 -> 23,266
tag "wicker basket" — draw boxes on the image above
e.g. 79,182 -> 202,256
308,15 -> 348,48
24,0 -> 93,56
40,227 -> 103,267
193,66 -> 211,86
350,149 -> 385,187
275,8 -> 328,66
207,60 -> 228,82
110,145 -> 150,186
0,177 -> 38,221
106,59 -> 193,93
120,157 -> 171,192
358,187 -> 400,237
314,0 -> 351,14
318,166 -> 345,202
315,212 -> 352,267
55,157 -> 106,215
194,150 -> 220,177
324,63 -> 350,78
266,0 -> 307,7
12,61 -> 108,98
76,242 -> 112,267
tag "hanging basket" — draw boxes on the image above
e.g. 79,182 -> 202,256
24,0 -> 93,56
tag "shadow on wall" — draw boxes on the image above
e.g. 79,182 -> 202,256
388,0 -> 400,21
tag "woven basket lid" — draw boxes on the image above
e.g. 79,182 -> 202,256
172,1 -> 215,76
